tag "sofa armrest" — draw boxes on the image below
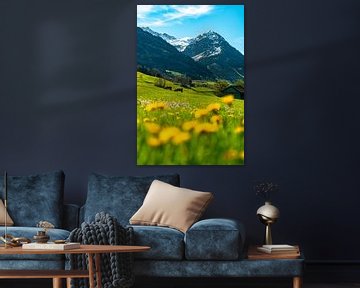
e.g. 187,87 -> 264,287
63,204 -> 80,231
184,218 -> 245,260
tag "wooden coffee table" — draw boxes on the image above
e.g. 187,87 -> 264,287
0,244 -> 150,288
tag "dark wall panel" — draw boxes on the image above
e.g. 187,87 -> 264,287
1,0 -> 360,261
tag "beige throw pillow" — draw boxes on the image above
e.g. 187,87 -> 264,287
0,199 -> 14,226
130,180 -> 213,233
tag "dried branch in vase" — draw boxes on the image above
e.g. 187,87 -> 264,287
253,181 -> 279,201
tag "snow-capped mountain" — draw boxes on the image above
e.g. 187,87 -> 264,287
183,31 -> 244,81
185,31 -> 224,60
137,27 -> 244,81
140,27 -> 192,52
167,37 -> 193,52
137,27 -> 214,80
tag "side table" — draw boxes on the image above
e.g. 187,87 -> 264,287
247,245 -> 304,288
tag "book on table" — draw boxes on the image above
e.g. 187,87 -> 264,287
256,244 -> 299,254
22,242 -> 80,250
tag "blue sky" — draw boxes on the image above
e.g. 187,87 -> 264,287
137,5 -> 245,54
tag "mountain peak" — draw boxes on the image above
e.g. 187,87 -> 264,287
197,30 -> 224,41
139,27 -> 177,41
140,26 -> 154,34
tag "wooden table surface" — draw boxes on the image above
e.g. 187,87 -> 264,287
0,244 -> 150,254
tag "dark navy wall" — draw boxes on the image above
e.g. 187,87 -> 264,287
1,0 -> 360,262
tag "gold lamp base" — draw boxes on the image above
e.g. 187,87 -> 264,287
265,223 -> 272,245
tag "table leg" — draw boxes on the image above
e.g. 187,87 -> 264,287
293,276 -> 302,288
52,278 -> 62,288
95,253 -> 102,288
88,253 -> 95,288
66,277 -> 72,288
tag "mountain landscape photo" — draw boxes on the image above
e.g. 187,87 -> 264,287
137,27 -> 244,82
137,5 -> 245,165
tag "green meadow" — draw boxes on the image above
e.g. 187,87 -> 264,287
137,72 -> 244,165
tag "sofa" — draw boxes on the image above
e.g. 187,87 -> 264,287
0,171 -> 304,287
0,170 -> 79,270
80,173 -> 304,283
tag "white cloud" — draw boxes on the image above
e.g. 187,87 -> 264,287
137,5 -> 214,27
137,5 -> 155,19
169,5 -> 213,19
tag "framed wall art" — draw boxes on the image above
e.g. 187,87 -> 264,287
137,5 -> 244,165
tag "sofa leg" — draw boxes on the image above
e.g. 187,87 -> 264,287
293,276 -> 302,288
53,278 -> 62,288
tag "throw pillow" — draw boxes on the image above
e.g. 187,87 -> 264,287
0,199 -> 14,226
130,180 -> 213,233
84,173 -> 180,225
0,170 -> 65,227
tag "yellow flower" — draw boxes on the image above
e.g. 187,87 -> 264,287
182,120 -> 198,131
194,108 -> 209,118
210,115 -> 222,124
143,118 -> 151,123
145,102 -> 167,112
144,123 -> 161,134
206,103 -> 221,112
194,123 -> 219,134
147,137 -> 161,147
223,149 -> 239,160
222,95 -> 234,105
172,132 -> 191,145
159,127 -> 181,143
234,126 -> 244,134
239,150 -> 245,160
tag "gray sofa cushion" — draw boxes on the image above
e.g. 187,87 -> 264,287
0,170 -> 65,227
0,227 -> 70,261
185,218 -> 245,260
131,225 -> 184,260
84,173 -> 180,225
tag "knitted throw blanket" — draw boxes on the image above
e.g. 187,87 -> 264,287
68,212 -> 134,288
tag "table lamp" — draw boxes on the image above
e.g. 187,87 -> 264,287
256,201 -> 280,245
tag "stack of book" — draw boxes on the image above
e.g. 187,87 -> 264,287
248,244 -> 300,259
22,242 -> 80,250
257,244 -> 299,254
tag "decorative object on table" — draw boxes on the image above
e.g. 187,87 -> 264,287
54,239 -> 66,244
34,220 -> 55,243
69,212 -> 135,288
254,181 -> 280,245
33,230 -> 50,243
0,234 -> 31,247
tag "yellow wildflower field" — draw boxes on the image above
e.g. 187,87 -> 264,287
137,72 -> 244,165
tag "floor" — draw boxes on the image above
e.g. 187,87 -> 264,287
299,284 -> 360,288
1,280 -> 360,288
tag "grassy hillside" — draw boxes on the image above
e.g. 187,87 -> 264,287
137,72 -> 244,165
